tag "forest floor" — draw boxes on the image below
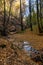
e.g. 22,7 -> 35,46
8,29 -> 43,50
0,29 -> 43,65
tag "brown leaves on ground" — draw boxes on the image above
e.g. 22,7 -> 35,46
0,29 -> 43,65
9,29 -> 43,50
0,37 -> 39,65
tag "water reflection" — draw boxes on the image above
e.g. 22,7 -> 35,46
22,41 -> 40,56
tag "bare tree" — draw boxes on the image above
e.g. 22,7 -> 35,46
29,0 -> 33,31
6,0 -> 14,24
36,0 -> 42,33
40,0 -> 43,28
1,0 -> 7,36
20,0 -> 24,31
1,0 -> 14,36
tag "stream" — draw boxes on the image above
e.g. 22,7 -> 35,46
13,41 -> 43,62
21,41 -> 43,62
22,42 -> 40,55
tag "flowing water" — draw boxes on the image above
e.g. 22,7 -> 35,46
22,41 -> 40,55
13,41 -> 43,62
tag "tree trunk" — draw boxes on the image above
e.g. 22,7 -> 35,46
7,2 -> 12,24
29,0 -> 33,31
36,0 -> 42,33
40,0 -> 43,28
5,2 -> 12,34
2,0 -> 7,36
20,0 -> 24,31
